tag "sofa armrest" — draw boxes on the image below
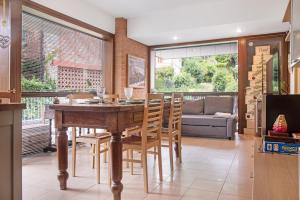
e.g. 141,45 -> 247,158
226,114 -> 237,138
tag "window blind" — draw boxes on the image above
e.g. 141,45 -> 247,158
22,12 -> 104,92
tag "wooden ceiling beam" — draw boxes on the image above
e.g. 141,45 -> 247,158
283,0 -> 291,23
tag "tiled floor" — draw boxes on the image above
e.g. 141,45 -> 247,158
23,134 -> 254,200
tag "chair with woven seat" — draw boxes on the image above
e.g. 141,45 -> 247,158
68,92 -> 94,138
72,130 -> 111,184
92,94 -> 119,164
161,93 -> 183,173
122,93 -> 164,193
103,94 -> 119,103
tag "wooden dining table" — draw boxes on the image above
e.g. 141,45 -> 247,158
50,102 -> 176,200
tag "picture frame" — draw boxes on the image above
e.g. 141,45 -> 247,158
127,54 -> 145,88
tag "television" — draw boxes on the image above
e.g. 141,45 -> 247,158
262,95 -> 300,135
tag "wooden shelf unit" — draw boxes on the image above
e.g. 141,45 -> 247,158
253,137 -> 299,200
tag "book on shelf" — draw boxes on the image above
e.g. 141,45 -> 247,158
263,133 -> 300,155
263,140 -> 300,154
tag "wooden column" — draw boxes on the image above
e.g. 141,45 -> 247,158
238,38 -> 248,134
0,0 -> 22,102
114,18 -> 149,98
104,38 -> 115,94
10,0 -> 22,102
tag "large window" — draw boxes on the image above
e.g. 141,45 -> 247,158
151,42 -> 238,92
21,12 -> 105,92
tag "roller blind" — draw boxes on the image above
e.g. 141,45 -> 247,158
155,42 -> 237,59
21,12 -> 105,92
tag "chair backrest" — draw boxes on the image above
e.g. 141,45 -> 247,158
67,93 -> 94,100
103,94 -> 119,103
141,93 -> 164,144
168,93 -> 183,131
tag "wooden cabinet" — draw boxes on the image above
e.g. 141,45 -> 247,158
0,104 -> 25,200
253,138 -> 299,200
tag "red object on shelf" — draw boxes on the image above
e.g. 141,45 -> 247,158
272,114 -> 288,133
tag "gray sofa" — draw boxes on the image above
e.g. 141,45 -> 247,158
181,96 -> 237,139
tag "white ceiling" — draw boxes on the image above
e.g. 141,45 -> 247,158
31,0 -> 115,33
84,0 -> 289,45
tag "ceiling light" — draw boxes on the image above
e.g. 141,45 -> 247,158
236,28 -> 242,33
173,36 -> 178,40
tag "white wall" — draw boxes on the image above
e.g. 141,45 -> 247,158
31,0 -> 115,34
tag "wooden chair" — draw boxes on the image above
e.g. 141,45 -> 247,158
122,94 -> 164,193
161,93 -> 183,173
72,131 -> 111,184
68,92 -> 111,184
67,92 -> 94,137
103,94 -> 119,103
68,92 -> 94,103
94,94 -> 119,163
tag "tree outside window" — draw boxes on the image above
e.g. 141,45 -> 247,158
154,53 -> 238,92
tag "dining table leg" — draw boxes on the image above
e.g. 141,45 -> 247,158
57,127 -> 69,190
110,132 -> 123,200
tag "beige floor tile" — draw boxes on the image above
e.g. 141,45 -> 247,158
23,186 -> 49,200
22,134 -> 254,200
194,170 -> 228,182
152,183 -> 188,196
190,178 -> 224,192
72,184 -> 111,200
144,193 -> 182,200
181,188 -> 219,200
105,188 -> 147,200
163,175 -> 195,187
226,172 -> 254,185
221,182 -> 253,198
218,193 -> 252,200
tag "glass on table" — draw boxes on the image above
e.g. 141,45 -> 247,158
124,87 -> 133,102
96,87 -> 106,103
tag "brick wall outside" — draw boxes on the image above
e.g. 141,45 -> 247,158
114,18 -> 149,98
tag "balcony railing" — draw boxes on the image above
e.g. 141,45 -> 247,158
21,96 -> 54,124
21,91 -> 73,124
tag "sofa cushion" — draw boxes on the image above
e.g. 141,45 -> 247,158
183,99 -> 204,115
182,115 -> 227,127
204,96 -> 233,115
